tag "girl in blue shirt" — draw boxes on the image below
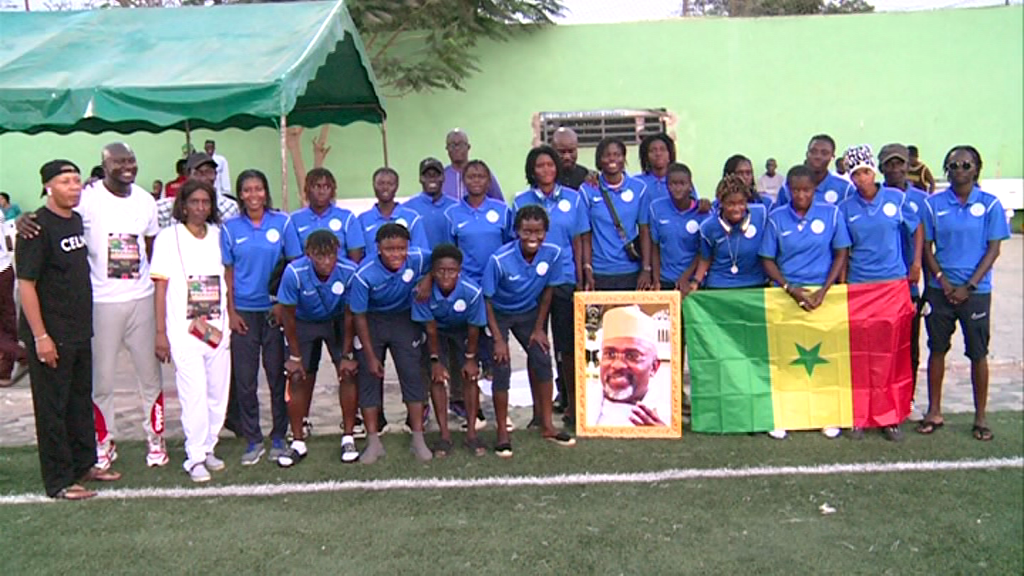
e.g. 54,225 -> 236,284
723,154 -> 773,210
690,175 -> 768,290
221,169 -> 289,464
919,146 -> 1010,441
759,165 -> 851,440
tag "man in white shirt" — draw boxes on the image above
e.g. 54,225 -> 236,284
590,306 -> 666,427
757,158 -> 785,204
204,139 -> 232,200
80,143 -> 168,469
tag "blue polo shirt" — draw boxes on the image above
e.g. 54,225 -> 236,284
276,256 -> 357,322
442,165 -> 504,203
924,186 -> 1010,294
401,192 -> 458,248
411,277 -> 487,330
483,240 -> 564,315
357,204 -> 430,259
349,248 -> 428,314
839,186 -> 918,283
648,197 -> 708,283
898,186 -> 929,297
444,198 -> 513,282
581,175 -> 650,275
220,210 -> 289,311
283,205 -> 365,260
759,202 -> 851,286
512,186 -> 590,286
636,172 -> 701,203
777,172 -> 854,207
698,203 -> 768,289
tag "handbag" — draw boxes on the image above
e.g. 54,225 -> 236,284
598,183 -> 641,262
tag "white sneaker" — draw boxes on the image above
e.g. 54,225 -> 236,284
146,437 -> 170,467
767,429 -> 788,440
188,463 -> 211,483
821,427 -> 841,438
95,441 -> 118,471
908,402 -> 924,422
340,436 -> 359,464
205,453 -> 226,472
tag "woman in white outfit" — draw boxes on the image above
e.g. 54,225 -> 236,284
151,179 -> 231,483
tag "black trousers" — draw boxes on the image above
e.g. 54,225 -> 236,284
231,310 -> 289,444
28,340 -> 96,497
550,285 -> 576,411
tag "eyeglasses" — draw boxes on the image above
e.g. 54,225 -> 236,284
946,161 -> 974,171
601,348 -> 648,365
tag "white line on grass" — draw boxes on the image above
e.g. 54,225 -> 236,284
2,457 -> 1020,506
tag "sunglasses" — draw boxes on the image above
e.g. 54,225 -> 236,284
946,161 -> 974,171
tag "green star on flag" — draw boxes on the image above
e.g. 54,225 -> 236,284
790,342 -> 829,376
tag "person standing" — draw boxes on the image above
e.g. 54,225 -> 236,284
918,146 -> 1009,441
550,127 -> 590,190
19,160 -> 121,500
204,139 -> 233,200
442,129 -> 504,202
221,169 -> 290,465
402,157 -> 458,249
157,153 -> 239,230
776,134 -> 854,207
0,207 -> 26,387
357,167 -> 429,260
283,168 -> 365,263
757,158 -> 785,203
164,159 -> 187,199
691,175 -> 769,290
907,145 -> 937,193
151,179 -> 232,483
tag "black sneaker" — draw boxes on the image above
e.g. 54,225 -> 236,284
847,427 -> 865,441
882,426 -> 904,443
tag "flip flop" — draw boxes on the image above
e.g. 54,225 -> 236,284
494,442 -> 513,459
972,425 -> 993,442
915,420 -> 944,435
543,431 -> 576,447
432,438 -> 454,458
55,484 -> 97,501
463,437 -> 487,457
81,467 -> 122,482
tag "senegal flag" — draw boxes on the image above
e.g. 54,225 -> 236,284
684,280 -> 914,433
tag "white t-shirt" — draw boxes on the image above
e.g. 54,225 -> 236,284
149,223 -> 229,343
76,181 -> 160,303
0,211 -> 11,273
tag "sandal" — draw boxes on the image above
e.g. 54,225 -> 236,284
54,484 -> 97,501
494,442 -> 513,459
915,420 -> 944,435
543,431 -> 576,447
81,467 -> 122,482
463,436 -> 487,457
432,438 -> 454,458
972,425 -> 993,442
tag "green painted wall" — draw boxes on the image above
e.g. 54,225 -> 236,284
2,7 -> 1021,210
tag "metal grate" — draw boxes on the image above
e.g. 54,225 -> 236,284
536,109 -> 669,148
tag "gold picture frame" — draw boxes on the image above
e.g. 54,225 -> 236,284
574,291 -> 683,438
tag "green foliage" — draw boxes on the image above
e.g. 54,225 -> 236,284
686,0 -> 873,17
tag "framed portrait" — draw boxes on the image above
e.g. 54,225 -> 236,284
574,291 -> 682,438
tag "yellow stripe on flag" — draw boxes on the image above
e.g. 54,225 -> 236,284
765,286 -> 853,430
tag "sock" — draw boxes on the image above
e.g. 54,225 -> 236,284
291,440 -> 307,455
361,435 -> 385,465
341,435 -> 354,446
410,431 -> 432,462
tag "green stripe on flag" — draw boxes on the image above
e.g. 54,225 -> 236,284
684,288 -> 774,433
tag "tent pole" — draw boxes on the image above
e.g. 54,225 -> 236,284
381,119 -> 389,167
184,120 -> 191,155
280,115 -> 289,212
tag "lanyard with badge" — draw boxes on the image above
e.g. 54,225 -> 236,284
175,226 -> 223,348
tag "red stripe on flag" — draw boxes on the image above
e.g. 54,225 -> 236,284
847,280 -> 914,427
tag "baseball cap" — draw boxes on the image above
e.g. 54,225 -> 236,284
419,157 -> 444,175
40,159 -> 81,184
843,144 -> 877,177
186,152 -> 217,174
877,144 -> 909,167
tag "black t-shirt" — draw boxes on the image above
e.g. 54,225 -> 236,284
559,163 -> 591,190
17,207 -> 93,345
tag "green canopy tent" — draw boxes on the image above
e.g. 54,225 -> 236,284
0,0 -> 386,209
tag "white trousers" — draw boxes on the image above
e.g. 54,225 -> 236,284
169,328 -> 231,468
92,297 -> 165,449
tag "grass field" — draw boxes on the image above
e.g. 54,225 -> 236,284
2,412 -> 1022,575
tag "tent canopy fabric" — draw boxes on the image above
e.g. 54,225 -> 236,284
0,1 -> 386,134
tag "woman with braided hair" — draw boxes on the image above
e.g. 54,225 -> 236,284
689,174 -> 769,291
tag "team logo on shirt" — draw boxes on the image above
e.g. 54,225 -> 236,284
558,199 -> 572,213
402,268 -> 414,283
453,299 -> 467,312
810,219 -> 826,234
329,218 -> 342,231
621,190 -> 634,203
536,261 -> 550,276
824,190 -> 839,204
486,210 -> 500,223
743,224 -> 758,239
686,220 -> 700,234
969,203 -> 985,217
395,218 -> 409,229
331,281 -> 345,295
908,201 -> 919,213
266,229 -> 281,243
883,202 -> 898,217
